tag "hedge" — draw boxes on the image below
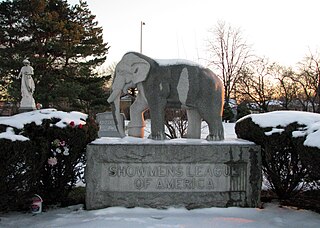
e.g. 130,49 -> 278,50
0,109 -> 98,212
235,111 -> 320,200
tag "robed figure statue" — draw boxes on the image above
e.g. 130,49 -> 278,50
17,59 -> 36,111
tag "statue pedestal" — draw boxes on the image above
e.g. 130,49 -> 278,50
19,96 -> 36,113
85,139 -> 261,210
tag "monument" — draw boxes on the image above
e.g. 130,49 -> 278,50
17,59 -> 36,112
86,52 -> 262,210
86,141 -> 261,209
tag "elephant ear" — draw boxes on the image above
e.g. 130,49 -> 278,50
131,62 -> 150,84
122,53 -> 151,84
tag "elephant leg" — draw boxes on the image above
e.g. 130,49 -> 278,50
198,105 -> 224,141
128,90 -> 149,138
186,109 -> 202,139
148,99 -> 167,140
206,117 -> 224,141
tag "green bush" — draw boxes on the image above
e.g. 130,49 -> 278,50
0,113 -> 98,212
0,140 -> 35,211
235,116 -> 317,200
223,103 -> 235,122
236,101 -> 251,120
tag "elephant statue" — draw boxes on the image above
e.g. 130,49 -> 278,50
107,52 -> 224,141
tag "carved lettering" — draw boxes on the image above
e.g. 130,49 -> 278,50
207,178 -> 214,189
108,164 -> 186,178
155,178 -> 210,190
98,120 -> 118,132
214,168 -> 222,177
103,163 -> 247,192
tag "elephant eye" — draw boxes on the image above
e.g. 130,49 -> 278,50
134,68 -> 138,73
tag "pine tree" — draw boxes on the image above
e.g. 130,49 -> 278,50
0,0 -> 24,100
0,0 -> 110,113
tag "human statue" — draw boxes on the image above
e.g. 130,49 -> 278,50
17,59 -> 36,111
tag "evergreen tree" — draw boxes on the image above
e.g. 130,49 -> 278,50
222,103 -> 234,122
0,0 -> 110,113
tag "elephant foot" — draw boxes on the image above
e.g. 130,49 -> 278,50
148,132 -> 167,140
206,121 -> 224,141
206,133 -> 224,141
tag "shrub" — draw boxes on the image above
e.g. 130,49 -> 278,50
0,110 -> 98,212
235,112 -> 320,200
236,101 -> 251,120
223,103 -> 234,122
164,108 -> 188,139
0,140 -> 35,211
294,139 -> 320,187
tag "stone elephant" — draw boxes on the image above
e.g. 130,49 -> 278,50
107,52 -> 224,141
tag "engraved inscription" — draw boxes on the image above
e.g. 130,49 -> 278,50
99,120 -> 117,131
101,163 -> 247,192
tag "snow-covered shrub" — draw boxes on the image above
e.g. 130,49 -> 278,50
0,109 -> 98,212
235,111 -> 320,200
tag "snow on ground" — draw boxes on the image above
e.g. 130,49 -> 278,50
1,203 -> 320,228
1,111 -> 320,227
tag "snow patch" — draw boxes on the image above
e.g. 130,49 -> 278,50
0,109 -> 87,141
155,58 -> 201,67
0,127 -> 29,141
239,111 -> 320,128
265,128 -> 284,136
92,136 -> 253,145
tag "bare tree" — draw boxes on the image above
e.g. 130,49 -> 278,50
206,21 -> 252,103
237,58 -> 276,112
271,64 -> 298,110
294,51 -> 320,112
164,108 -> 188,139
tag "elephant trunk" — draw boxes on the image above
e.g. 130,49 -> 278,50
108,89 -> 125,138
107,88 -> 121,104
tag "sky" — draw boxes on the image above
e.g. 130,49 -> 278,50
70,0 -> 320,67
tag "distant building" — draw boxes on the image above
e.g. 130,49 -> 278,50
267,100 -> 284,111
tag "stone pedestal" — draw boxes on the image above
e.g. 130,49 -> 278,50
19,96 -> 36,113
85,140 -> 261,210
